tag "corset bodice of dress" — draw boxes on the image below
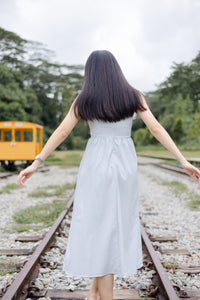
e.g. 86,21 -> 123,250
88,116 -> 134,138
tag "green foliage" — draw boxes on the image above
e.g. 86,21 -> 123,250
45,150 -> 83,166
1,26 -> 200,150
159,113 -> 174,134
133,128 -> 149,146
28,182 -> 75,197
0,27 -> 85,149
71,136 -> 88,149
171,117 -> 184,142
137,52 -> 200,148
133,126 -> 158,146
190,112 -> 200,141
0,27 -> 27,68
13,200 -> 69,226
188,193 -> 200,210
0,101 -> 26,120
0,183 -> 20,194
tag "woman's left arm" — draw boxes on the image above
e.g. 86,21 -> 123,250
17,97 -> 80,186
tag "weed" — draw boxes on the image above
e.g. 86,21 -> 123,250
0,264 -> 17,276
160,180 -> 187,193
0,183 -> 20,194
163,261 -> 178,271
28,182 -> 75,198
13,200 -> 69,227
13,224 -> 44,233
187,193 -> 200,211
157,179 -> 200,211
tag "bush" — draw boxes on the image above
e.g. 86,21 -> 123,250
71,136 -> 87,150
133,128 -> 150,146
171,117 -> 184,142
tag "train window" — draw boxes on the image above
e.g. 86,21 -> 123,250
15,130 -> 21,142
24,130 -> 33,141
36,130 -> 40,142
4,130 -> 12,141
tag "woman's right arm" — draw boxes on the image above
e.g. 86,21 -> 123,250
136,94 -> 200,183
17,96 -> 81,187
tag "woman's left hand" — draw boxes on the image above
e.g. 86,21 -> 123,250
181,161 -> 200,184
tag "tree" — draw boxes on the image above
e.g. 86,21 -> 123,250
0,101 -> 26,120
171,117 -> 184,143
190,112 -> 200,143
0,27 -> 85,149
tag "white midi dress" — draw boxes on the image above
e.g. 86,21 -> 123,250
62,115 -> 143,278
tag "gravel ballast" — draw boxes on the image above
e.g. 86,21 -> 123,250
0,158 -> 200,294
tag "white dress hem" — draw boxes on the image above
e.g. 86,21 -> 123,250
62,263 -> 144,278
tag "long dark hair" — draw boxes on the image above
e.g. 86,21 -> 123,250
74,50 -> 147,122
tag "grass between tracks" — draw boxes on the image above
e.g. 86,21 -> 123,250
160,180 -> 187,194
157,179 -> 200,211
28,182 -> 75,197
13,182 -> 75,232
9,152 -> 78,232
0,183 -> 20,194
13,200 -> 69,231
0,259 -> 19,275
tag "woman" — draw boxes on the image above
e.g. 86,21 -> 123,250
17,50 -> 200,300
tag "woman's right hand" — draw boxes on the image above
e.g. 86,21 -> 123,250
181,161 -> 200,184
17,161 -> 39,187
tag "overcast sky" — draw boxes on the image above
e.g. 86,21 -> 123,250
0,0 -> 200,92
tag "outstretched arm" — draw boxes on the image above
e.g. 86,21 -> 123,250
136,94 -> 200,183
17,96 -> 80,186
33,96 -> 80,165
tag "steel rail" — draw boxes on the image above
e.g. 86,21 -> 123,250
0,171 -> 18,179
2,192 -> 74,300
150,162 -> 188,176
138,154 -> 200,164
0,166 -> 49,179
2,190 -> 179,300
141,223 -> 179,300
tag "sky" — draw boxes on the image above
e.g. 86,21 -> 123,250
0,0 -> 200,92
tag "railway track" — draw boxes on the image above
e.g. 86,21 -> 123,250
150,163 -> 189,176
138,154 -> 200,177
0,171 -> 19,179
0,165 -> 50,179
1,190 -> 200,300
138,154 -> 200,165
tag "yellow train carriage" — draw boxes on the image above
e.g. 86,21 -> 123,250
0,121 -> 43,161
